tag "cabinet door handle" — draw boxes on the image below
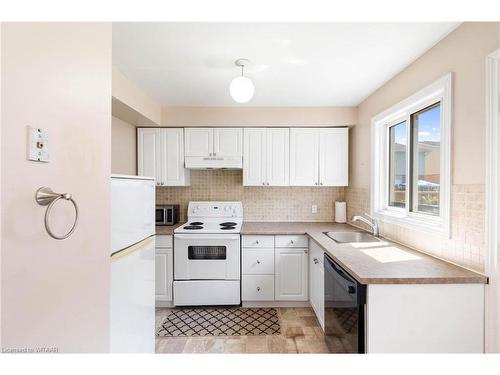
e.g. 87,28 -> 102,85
262,182 -> 265,185
290,240 -> 294,244
213,152 -> 217,156
304,250 -> 308,254
256,259 -> 261,264
255,240 -> 259,244
266,182 -> 270,185
257,286 -> 261,291
320,182 -> 323,186
313,258 -> 319,264
314,182 -> 318,185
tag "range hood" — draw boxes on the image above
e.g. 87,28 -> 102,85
185,156 -> 243,169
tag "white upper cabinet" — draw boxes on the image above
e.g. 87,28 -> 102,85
185,127 -> 243,158
163,128 -> 191,186
213,128 -> 243,157
184,128 -> 213,157
243,128 -> 289,186
290,127 -> 349,187
290,128 -> 319,186
267,128 -> 290,186
137,128 -> 161,182
319,128 -> 348,186
138,128 -> 190,186
243,128 -> 267,186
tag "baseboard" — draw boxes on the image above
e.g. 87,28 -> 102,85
242,301 -> 311,308
156,301 -> 174,308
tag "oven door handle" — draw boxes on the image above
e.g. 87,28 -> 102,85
174,234 -> 240,240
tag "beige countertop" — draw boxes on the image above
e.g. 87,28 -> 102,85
155,223 -> 183,235
241,222 -> 487,285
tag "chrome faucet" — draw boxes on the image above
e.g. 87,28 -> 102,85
351,213 -> 379,237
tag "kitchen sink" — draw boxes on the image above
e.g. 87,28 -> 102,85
324,231 -> 381,244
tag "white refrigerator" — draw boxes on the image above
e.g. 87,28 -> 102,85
110,175 -> 155,353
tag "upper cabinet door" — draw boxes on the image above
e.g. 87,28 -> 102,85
267,128 -> 290,186
289,128 -> 319,186
184,128 -> 213,157
243,128 -> 267,186
213,128 -> 243,157
137,128 -> 161,185
319,128 -> 349,186
162,128 -> 191,186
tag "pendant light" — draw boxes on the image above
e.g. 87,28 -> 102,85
230,58 -> 254,103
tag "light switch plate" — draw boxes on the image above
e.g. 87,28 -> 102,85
311,204 -> 318,214
28,126 -> 49,162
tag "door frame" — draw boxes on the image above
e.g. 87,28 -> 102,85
485,48 -> 500,353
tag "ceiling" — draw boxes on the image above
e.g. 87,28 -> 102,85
112,22 -> 459,107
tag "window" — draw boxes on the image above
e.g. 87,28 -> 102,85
372,74 -> 451,236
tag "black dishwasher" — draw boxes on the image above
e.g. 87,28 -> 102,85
324,254 -> 366,353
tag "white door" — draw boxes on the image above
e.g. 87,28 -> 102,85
137,128 -> 161,184
155,247 -> 173,302
290,128 -> 319,186
184,128 -> 213,157
319,128 -> 349,186
309,241 -> 325,330
213,128 -> 243,157
162,128 -> 190,186
267,128 -> 290,186
243,128 -> 267,186
275,248 -> 308,301
110,237 -> 155,353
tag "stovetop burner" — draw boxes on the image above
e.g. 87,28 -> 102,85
183,225 -> 203,230
220,222 -> 237,226
189,222 -> 204,226
220,226 -> 236,230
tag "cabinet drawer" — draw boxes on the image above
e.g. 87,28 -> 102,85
242,235 -> 274,248
242,248 -> 274,275
275,235 -> 308,248
242,275 -> 275,301
156,235 -> 173,248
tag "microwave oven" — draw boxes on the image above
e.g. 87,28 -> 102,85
156,205 -> 179,226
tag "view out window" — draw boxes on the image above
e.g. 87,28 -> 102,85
388,121 -> 407,208
410,103 -> 441,216
372,73 -> 451,236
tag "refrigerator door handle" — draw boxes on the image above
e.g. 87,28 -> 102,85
110,235 -> 155,260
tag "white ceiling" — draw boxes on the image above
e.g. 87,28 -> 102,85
112,22 -> 459,107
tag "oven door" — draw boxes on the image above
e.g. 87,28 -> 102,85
174,234 -> 240,280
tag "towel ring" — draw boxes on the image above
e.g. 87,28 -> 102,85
35,187 -> 79,240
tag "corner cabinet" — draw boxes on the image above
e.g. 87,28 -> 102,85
243,128 -> 289,186
137,128 -> 190,186
309,240 -> 325,330
290,127 -> 348,186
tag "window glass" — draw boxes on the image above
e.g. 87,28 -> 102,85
411,103 -> 441,215
388,121 -> 407,208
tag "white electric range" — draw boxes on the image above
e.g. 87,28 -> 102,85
173,201 -> 243,306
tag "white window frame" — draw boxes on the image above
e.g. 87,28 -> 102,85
371,73 -> 452,237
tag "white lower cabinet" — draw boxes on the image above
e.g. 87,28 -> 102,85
155,235 -> 173,305
275,247 -> 309,301
309,241 -> 325,330
242,275 -> 275,301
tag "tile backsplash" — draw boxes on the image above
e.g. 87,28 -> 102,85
156,170 -> 345,222
345,184 -> 485,272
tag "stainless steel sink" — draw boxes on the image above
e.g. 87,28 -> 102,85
324,231 -> 381,244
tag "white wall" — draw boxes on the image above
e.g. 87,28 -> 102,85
1,23 -> 112,353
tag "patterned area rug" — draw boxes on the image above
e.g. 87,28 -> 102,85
157,307 -> 281,337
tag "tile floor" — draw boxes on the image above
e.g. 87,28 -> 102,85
155,307 -> 329,354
